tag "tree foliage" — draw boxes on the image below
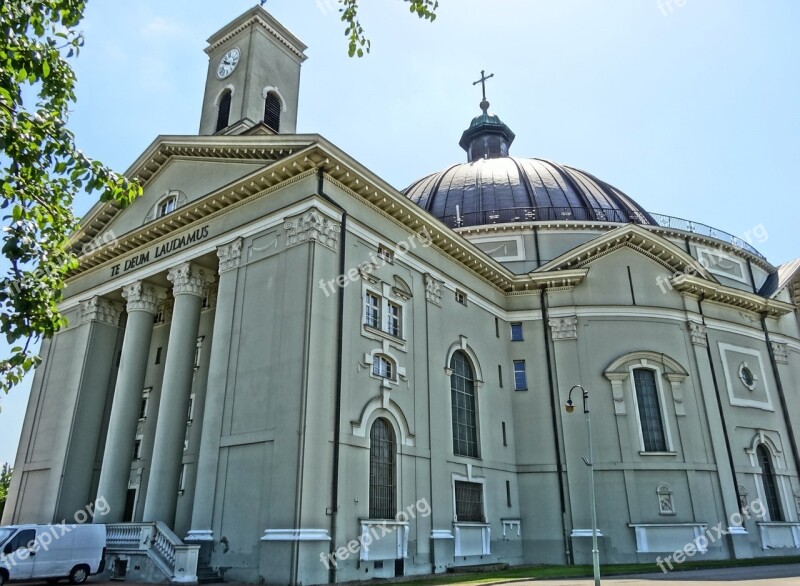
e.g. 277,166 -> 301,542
339,0 -> 438,57
0,0 -> 140,393
0,463 -> 11,518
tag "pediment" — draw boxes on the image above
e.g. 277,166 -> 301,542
71,134 -> 318,255
534,223 -> 717,283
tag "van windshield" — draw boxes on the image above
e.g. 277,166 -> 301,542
0,528 -> 14,546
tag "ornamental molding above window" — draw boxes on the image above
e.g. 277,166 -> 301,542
351,397 -> 415,447
549,316 -> 577,341
283,207 -> 341,252
688,321 -> 708,347
604,352 -> 689,417
771,342 -> 789,364
425,274 -> 443,307
444,336 -> 484,386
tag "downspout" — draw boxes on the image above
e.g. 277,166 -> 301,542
698,294 -> 742,556
540,288 -> 572,564
533,226 -> 542,269
314,167 -> 348,585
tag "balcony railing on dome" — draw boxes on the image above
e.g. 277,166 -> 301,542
439,206 -> 766,260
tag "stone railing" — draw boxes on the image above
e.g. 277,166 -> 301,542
106,522 -> 199,583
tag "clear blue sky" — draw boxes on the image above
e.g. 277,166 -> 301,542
1,0 -> 798,464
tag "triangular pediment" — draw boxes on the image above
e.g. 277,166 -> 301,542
71,134 -> 319,255
534,223 -> 717,282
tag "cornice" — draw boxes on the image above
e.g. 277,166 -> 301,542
673,275 -> 794,318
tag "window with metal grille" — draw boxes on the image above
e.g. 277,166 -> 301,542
455,481 -> 484,522
757,445 -> 784,521
365,292 -> 380,328
216,90 -> 232,132
369,418 -> 396,519
264,92 -> 281,132
372,355 -> 393,380
634,369 -> 668,452
451,351 -> 479,458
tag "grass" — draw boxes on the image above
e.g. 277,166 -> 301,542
392,555 -> 800,585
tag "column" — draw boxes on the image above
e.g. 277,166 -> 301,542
95,282 -> 166,523
143,262 -> 214,525
186,240 -> 242,549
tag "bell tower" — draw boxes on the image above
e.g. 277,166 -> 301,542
198,5 -> 307,136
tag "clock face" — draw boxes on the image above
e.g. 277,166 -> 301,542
216,48 -> 240,79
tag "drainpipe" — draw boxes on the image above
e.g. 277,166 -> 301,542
540,288 -> 572,564
313,168 -> 348,585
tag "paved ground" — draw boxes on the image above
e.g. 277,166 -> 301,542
25,563 -> 798,586
520,563 -> 800,585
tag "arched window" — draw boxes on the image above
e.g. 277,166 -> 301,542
372,355 -> 394,380
633,368 -> 667,452
216,90 -> 232,132
264,91 -> 281,132
451,350 -> 479,458
369,418 -> 396,519
757,445 -> 784,521
158,195 -> 177,218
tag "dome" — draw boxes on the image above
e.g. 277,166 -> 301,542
403,95 -> 654,229
403,156 -> 655,229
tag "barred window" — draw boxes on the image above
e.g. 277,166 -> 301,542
264,91 -> 281,132
451,351 -> 479,458
369,418 -> 396,519
455,481 -> 484,522
757,445 -> 784,521
216,90 -> 232,132
634,369 -> 667,452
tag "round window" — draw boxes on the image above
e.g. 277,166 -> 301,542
738,363 -> 757,391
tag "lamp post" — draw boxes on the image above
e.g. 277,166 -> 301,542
565,384 -> 601,586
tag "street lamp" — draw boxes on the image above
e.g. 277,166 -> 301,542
565,384 -> 601,586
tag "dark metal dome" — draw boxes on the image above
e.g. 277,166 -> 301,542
403,157 -> 656,229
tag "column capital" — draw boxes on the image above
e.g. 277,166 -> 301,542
217,238 -> 244,274
168,262 -> 216,298
80,297 -> 123,326
122,282 -> 167,315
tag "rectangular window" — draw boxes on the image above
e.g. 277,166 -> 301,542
377,245 -> 394,263
139,389 -> 151,420
506,480 -> 512,507
510,323 -> 524,341
178,464 -> 187,493
187,394 -> 195,422
158,197 -> 177,217
194,337 -> 204,371
454,481 -> 484,522
155,347 -> 162,365
386,302 -> 401,338
455,290 -> 467,306
365,292 -> 380,329
513,360 -> 528,391
495,317 -> 500,338
634,369 -> 668,452
133,437 -> 143,460
498,364 -> 503,388
502,421 -> 507,447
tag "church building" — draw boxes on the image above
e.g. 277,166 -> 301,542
3,5 -> 800,585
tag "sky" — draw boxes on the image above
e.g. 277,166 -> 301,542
1,0 -> 799,465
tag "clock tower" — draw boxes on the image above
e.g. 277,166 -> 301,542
198,5 -> 307,136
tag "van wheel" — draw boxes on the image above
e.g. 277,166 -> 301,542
69,565 -> 89,585
0,569 -> 6,586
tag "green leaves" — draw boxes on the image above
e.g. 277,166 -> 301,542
0,462 -> 11,518
339,0 -> 438,58
0,0 -> 142,393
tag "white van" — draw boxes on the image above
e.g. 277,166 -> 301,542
0,524 -> 106,586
